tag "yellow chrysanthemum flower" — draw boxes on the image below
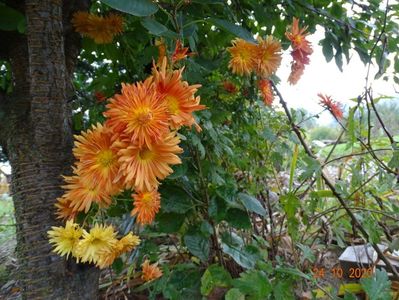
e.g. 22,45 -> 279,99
96,232 -> 141,269
72,12 -> 124,44
75,224 -> 117,264
131,189 -> 161,225
48,220 -> 83,258
227,38 -> 257,76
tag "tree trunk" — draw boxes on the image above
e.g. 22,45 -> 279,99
1,0 -> 99,298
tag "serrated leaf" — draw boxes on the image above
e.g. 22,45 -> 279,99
210,18 -> 255,42
200,264 -> 232,296
100,0 -> 158,16
233,270 -> 272,298
237,193 -> 266,217
225,288 -> 245,300
360,269 -> 391,300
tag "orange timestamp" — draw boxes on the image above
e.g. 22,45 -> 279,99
312,266 -> 373,279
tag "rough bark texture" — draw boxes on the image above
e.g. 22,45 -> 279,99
0,0 -> 99,299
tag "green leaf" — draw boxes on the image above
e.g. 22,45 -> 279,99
289,144 -> 299,191
280,193 -> 300,218
362,215 -> 382,244
100,0 -> 158,16
275,266 -> 312,280
237,193 -> 266,217
388,149 -> 399,169
335,49 -> 343,72
233,270 -> 272,298
159,185 -> 192,213
360,269 -> 391,300
297,244 -> 316,263
280,193 -> 301,240
184,233 -> 210,262
200,264 -> 232,296
299,156 -> 321,181
210,18 -> 255,42
112,257 -> 124,274
0,3 -> 25,32
141,17 -> 168,36
225,288 -> 245,300
221,234 -> 260,269
321,38 -> 334,62
156,212 -> 185,233
224,208 -> 251,229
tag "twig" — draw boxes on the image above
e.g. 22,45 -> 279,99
271,80 -> 399,281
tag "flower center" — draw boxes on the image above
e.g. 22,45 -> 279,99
135,107 -> 153,125
138,148 -> 155,161
97,150 -> 115,167
165,95 -> 180,114
141,193 -> 153,204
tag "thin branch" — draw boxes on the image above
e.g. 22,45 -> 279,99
271,80 -> 399,281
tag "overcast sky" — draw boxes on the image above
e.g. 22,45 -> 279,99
276,26 -> 398,125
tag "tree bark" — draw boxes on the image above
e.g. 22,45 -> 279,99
2,0 -> 99,298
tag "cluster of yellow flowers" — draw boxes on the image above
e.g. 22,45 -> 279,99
227,18 -> 312,105
48,221 -> 140,268
72,12 -> 124,44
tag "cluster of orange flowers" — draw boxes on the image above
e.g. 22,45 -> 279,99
72,11 -> 124,44
285,18 -> 313,85
56,57 -> 205,225
227,36 -> 281,106
227,18 -> 313,105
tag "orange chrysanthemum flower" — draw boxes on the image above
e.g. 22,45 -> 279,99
288,61 -> 305,85
227,38 -> 257,76
55,196 -> 77,220
73,123 -> 122,194
131,189 -> 161,225
255,36 -> 282,77
61,168 -> 113,213
318,94 -> 344,120
223,81 -> 237,94
286,18 -> 313,84
152,59 -> 205,130
258,79 -> 274,106
115,131 -> 183,191
72,12 -> 123,44
172,40 -> 194,63
285,18 -> 313,55
104,81 -> 170,147
141,259 -> 163,282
